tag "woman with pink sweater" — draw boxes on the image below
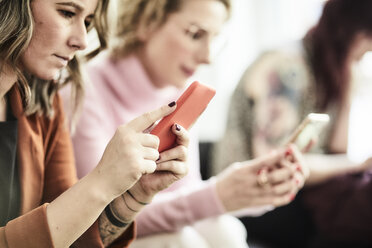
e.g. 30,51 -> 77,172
62,0 -> 308,247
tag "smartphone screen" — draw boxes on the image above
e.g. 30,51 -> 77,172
286,113 -> 330,151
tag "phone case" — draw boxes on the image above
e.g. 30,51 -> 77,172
150,81 -> 216,152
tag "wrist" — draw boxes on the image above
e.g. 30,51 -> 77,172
82,168 -> 116,205
128,182 -> 154,204
104,204 -> 131,228
109,191 -> 149,223
215,176 -> 230,210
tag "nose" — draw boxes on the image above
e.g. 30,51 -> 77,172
196,39 -> 212,65
68,21 -> 88,51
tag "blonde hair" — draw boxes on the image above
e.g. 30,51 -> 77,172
112,0 -> 231,58
0,0 -> 110,118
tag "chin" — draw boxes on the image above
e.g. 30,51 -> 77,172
33,69 -> 60,81
175,79 -> 188,89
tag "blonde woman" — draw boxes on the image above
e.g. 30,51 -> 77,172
0,0 -> 189,247
64,0 -> 308,247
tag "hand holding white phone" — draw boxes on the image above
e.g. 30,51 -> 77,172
285,113 -> 330,152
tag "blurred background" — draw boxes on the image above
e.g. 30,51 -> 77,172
99,0 -> 372,163
187,0 -> 372,163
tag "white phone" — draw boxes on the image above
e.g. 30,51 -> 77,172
285,113 -> 330,151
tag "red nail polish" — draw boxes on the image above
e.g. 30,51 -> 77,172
290,194 -> 295,201
285,148 -> 292,157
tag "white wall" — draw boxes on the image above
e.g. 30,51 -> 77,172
348,53 -> 372,163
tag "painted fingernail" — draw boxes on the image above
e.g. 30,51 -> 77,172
296,164 -> 302,172
168,101 -> 176,107
290,194 -> 296,201
285,148 -> 292,157
175,124 -> 181,131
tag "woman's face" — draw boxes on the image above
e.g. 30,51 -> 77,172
21,0 -> 98,80
138,0 -> 228,88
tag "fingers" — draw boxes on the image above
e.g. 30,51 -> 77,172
158,145 -> 188,163
141,160 -> 157,174
140,133 -> 160,149
266,165 -> 295,184
301,137 -> 317,153
288,144 -> 309,179
142,147 -> 160,161
155,123 -> 188,163
156,160 -> 189,176
172,123 -> 189,148
240,148 -> 285,174
271,179 -> 297,195
127,102 -> 176,132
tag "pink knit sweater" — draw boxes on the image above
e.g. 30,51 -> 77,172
61,54 -> 226,236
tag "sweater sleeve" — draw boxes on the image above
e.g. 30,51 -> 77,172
0,203 -> 136,248
136,178 -> 225,237
0,204 -> 54,248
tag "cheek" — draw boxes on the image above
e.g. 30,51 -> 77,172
168,37 -> 193,58
152,32 -> 194,64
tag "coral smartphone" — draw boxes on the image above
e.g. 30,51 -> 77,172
285,113 -> 330,151
150,81 -> 216,152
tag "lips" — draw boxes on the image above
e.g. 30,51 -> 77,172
55,54 -> 72,61
54,54 -> 72,66
181,66 -> 195,77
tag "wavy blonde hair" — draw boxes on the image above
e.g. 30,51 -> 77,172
112,0 -> 231,59
0,0 -> 110,118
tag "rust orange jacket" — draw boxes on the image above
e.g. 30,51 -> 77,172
0,86 -> 135,248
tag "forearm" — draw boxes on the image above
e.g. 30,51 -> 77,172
100,185 -> 153,246
46,169 -> 114,248
136,180 -> 224,236
305,153 -> 358,186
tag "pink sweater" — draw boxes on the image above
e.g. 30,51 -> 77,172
63,54 -> 226,236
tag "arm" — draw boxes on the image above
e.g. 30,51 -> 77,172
2,101 -> 179,248
106,123 -> 191,239
303,154 -> 359,186
47,103 -> 183,247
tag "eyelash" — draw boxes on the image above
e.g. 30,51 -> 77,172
59,10 -> 92,29
85,20 -> 92,29
59,9 -> 75,18
185,30 -> 204,40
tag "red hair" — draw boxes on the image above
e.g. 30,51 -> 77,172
304,0 -> 372,110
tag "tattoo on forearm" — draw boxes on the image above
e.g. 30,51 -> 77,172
99,209 -> 128,246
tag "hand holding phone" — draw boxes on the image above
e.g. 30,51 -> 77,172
150,81 -> 216,152
285,113 -> 330,152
